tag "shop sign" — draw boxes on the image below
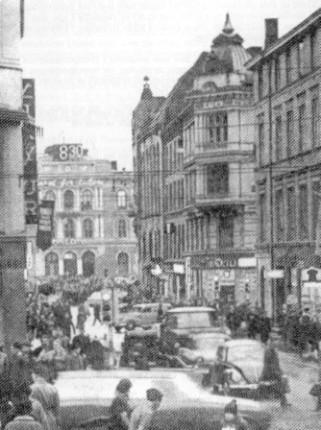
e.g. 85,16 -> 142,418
238,257 -> 256,268
265,270 -> 284,279
191,255 -> 243,269
22,79 -> 38,225
173,263 -> 185,274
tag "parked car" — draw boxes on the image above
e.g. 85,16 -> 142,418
118,303 -> 171,329
160,307 -> 230,355
178,332 -> 231,366
55,369 -> 272,430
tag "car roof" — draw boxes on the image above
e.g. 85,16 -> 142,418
168,307 -> 215,313
224,339 -> 263,347
57,369 -> 198,381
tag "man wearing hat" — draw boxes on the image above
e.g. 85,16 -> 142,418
129,388 -> 163,430
221,400 -> 248,430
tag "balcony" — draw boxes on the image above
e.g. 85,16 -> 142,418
185,192 -> 253,216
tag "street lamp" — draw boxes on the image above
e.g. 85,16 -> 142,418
244,279 -> 250,302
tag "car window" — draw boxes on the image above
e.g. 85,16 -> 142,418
225,367 -> 246,385
175,311 -> 219,329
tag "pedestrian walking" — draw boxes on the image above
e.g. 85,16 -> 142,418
260,337 -> 290,407
5,399 -> 44,430
129,389 -> 163,430
309,340 -> 321,411
109,379 -> 132,430
93,305 -> 101,325
76,304 -> 89,332
113,326 -> 125,369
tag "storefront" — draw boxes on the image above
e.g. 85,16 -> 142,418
190,254 -> 257,308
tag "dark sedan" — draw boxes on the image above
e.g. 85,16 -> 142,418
55,370 -> 272,430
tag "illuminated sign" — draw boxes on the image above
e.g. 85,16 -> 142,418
45,144 -> 86,161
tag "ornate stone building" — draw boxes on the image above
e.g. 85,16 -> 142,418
133,16 -> 258,306
35,146 -> 138,282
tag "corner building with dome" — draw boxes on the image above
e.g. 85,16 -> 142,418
133,15 -> 259,308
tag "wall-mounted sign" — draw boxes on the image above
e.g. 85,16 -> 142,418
45,144 -> 87,161
191,254 -> 254,270
264,270 -> 284,279
36,200 -> 55,251
173,264 -> 185,274
22,79 -> 38,224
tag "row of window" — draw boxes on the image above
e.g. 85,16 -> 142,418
259,180 -> 320,243
258,27 -> 319,99
61,218 -> 128,239
258,91 -> 320,164
164,137 -> 184,173
164,179 -> 184,212
45,189 -> 128,210
45,251 -> 129,278
141,143 -> 162,217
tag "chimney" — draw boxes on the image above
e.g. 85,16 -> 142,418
265,18 -> 278,49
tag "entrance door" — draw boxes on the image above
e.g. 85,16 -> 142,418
220,285 -> 235,314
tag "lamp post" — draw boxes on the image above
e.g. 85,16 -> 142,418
214,276 -> 220,311
244,278 -> 250,303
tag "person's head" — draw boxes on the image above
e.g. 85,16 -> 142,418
116,379 -> 132,400
224,400 -> 238,422
147,388 -> 163,411
14,398 -> 33,416
11,342 -> 23,356
32,362 -> 51,383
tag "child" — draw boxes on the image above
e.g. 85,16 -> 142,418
221,400 -> 248,430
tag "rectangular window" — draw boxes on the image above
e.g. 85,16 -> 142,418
258,68 -> 263,99
311,30 -> 317,70
298,40 -> 304,76
285,49 -> 291,84
218,216 -> 234,248
275,189 -> 284,241
275,116 -> 282,161
275,56 -> 281,91
207,163 -> 229,196
258,120 -> 265,165
312,181 -> 321,240
312,97 -> 319,147
287,187 -> 296,241
259,194 -> 267,242
299,184 -> 308,240
286,110 -> 294,157
298,104 -> 306,153
207,112 -> 228,146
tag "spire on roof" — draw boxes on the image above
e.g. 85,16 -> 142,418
141,76 -> 153,101
223,13 -> 234,34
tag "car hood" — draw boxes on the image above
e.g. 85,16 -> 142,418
171,327 -> 227,336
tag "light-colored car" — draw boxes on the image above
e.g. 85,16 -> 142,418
55,369 -> 272,430
118,302 -> 171,329
178,332 -> 231,365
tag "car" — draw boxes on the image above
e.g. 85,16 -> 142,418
178,332 -> 231,366
121,328 -> 161,367
118,303 -> 172,329
200,339 -> 290,400
160,307 -> 230,355
55,369 -> 272,430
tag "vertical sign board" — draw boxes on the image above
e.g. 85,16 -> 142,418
22,79 -> 38,224
37,201 -> 54,251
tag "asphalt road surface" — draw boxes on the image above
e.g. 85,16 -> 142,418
269,351 -> 320,429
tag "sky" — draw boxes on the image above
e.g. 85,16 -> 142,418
21,0 -> 320,170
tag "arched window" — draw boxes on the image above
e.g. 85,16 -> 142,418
45,190 -> 55,201
82,251 -> 95,278
118,252 -> 129,277
83,218 -> 94,238
81,190 -> 93,211
117,190 -> 127,208
118,219 -> 127,238
64,218 -> 75,238
64,190 -> 74,210
64,252 -> 77,277
45,252 -> 59,276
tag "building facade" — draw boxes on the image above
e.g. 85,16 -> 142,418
0,0 -> 28,349
35,145 -> 138,282
248,10 -> 321,318
133,17 -> 258,307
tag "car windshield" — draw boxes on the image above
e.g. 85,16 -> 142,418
174,311 -> 219,329
228,344 -> 264,362
195,337 -> 226,350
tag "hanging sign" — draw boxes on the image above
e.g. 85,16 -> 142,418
36,200 -> 55,251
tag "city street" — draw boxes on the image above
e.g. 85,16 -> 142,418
268,352 -> 319,430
